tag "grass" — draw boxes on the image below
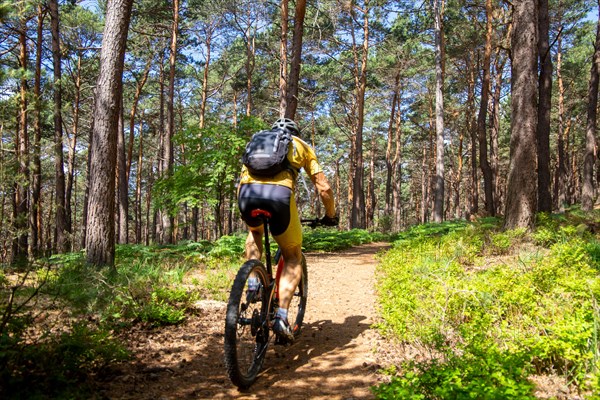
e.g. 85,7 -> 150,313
0,226 -> 376,398
374,209 -> 600,399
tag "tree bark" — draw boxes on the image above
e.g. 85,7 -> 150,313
554,24 -> 569,211
385,73 -> 400,219
350,0 -> 369,229
14,16 -> 29,265
392,115 -> 402,230
66,54 -> 82,248
477,0 -> 495,216
467,51 -> 478,217
537,0 -> 553,212
31,6 -> 44,257
117,98 -> 128,244
284,0 -> 306,120
432,0 -> 445,223
85,0 -> 134,266
367,129 -> 376,228
279,0 -> 288,116
49,0 -> 69,253
504,0 -> 538,230
582,3 -> 600,211
135,117 -> 144,244
159,0 -> 179,244
127,58 -> 151,181
491,52 -> 506,215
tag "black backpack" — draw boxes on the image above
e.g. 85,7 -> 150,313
242,129 -> 293,177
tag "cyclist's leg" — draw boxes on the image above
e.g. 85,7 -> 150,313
245,226 -> 264,260
277,244 -> 302,310
273,194 -> 303,311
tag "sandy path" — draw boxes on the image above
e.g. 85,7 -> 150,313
99,242 -> 389,400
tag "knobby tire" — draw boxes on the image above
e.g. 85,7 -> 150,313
224,260 -> 270,389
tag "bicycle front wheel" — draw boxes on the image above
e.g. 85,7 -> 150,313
224,260 -> 270,389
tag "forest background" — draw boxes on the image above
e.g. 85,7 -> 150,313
3,0 -> 600,397
0,0 -> 599,264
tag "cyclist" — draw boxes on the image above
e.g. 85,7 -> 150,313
238,117 -> 338,342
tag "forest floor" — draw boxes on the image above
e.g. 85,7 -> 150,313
95,242 -> 395,400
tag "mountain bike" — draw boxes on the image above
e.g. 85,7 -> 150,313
223,209 -> 318,389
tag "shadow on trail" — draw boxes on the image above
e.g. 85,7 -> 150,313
95,311 -> 376,399
241,315 -> 377,397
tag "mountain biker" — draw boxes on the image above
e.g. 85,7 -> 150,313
238,117 -> 338,342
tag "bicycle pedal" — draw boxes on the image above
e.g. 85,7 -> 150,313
274,334 -> 294,346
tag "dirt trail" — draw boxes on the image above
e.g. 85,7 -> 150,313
99,242 -> 390,400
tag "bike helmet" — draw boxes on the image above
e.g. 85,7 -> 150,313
272,118 -> 300,135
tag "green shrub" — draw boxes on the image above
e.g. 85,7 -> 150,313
373,345 -> 535,399
376,211 -> 600,397
303,228 -> 387,252
0,321 -> 128,399
208,234 -> 245,258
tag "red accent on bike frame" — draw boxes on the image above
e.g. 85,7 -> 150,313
274,255 -> 285,300
250,209 -> 272,219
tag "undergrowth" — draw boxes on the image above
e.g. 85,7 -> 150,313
1,226 -> 377,397
374,210 -> 600,399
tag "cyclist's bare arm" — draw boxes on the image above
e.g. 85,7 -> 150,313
310,171 -> 336,218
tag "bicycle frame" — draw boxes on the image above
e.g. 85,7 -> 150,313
249,209 -> 284,306
224,209 -> 312,388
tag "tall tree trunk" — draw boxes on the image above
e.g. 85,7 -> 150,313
367,129 -> 376,228
279,0 -> 288,116
85,0 -> 134,266
432,0 -> 445,223
392,115 -> 402,230
504,0 -> 538,230
244,12 -> 255,117
284,0 -> 306,120
159,0 -> 179,244
421,146 -> 428,224
537,0 -> 553,212
477,0 -> 495,217
66,54 -> 81,248
467,51 -> 479,217
49,0 -> 69,253
385,73 -> 400,218
554,23 -> 569,211
490,53 -> 506,215
454,128 -> 464,219
31,6 -> 44,257
127,57 -> 151,181
350,0 -> 369,229
14,16 -> 29,265
117,99 -> 128,244
155,53 -> 165,243
582,2 -> 600,211
135,117 -> 144,244
81,117 -> 93,249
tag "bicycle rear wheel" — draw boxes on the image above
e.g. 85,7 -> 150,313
224,260 -> 270,389
274,251 -> 308,339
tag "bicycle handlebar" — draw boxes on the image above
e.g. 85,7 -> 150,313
301,218 -> 322,229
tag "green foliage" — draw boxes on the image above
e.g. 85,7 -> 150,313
0,321 -> 128,399
375,211 -> 600,397
303,228 -> 387,252
153,116 -> 266,214
372,344 -> 535,399
136,288 -> 188,326
208,234 -> 245,258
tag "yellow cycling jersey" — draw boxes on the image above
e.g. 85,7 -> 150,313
239,136 -> 323,190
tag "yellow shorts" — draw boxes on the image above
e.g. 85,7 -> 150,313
273,194 -> 301,250
238,183 -> 302,250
